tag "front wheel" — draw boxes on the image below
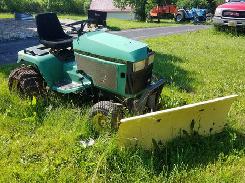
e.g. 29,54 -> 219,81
89,101 -> 123,133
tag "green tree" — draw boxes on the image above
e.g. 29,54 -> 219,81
176,0 -> 224,12
207,0 -> 224,13
0,0 -> 5,11
1,0 -> 91,14
176,0 -> 208,8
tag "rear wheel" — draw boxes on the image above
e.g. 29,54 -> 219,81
175,12 -> 185,22
146,14 -> 153,23
8,66 -> 46,98
193,16 -> 199,24
89,101 -> 123,133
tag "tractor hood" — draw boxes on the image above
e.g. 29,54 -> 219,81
73,31 -> 148,62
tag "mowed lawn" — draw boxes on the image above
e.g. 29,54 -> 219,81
0,29 -> 245,182
0,13 -> 177,31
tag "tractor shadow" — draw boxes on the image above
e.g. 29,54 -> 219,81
123,128 -> 245,175
151,128 -> 245,174
107,26 -> 121,31
153,52 -> 198,93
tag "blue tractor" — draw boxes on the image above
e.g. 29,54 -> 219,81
175,8 -> 208,23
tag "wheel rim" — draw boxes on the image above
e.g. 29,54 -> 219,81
92,112 -> 111,132
176,14 -> 182,22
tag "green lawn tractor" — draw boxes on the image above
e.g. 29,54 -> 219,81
9,13 -> 164,128
9,13 -> 238,149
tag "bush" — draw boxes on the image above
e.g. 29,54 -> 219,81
0,0 -> 6,11
176,0 -> 225,12
176,0 -> 208,8
0,0 -> 91,14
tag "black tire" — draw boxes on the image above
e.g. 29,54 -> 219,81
146,14 -> 153,23
199,16 -> 206,22
157,17 -> 160,23
89,101 -> 123,133
8,66 -> 46,98
175,12 -> 185,22
149,74 -> 164,111
194,16 -> 206,24
193,17 -> 199,24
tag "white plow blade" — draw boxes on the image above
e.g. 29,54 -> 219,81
118,95 -> 238,149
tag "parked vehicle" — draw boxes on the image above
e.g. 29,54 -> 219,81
175,8 -> 208,23
148,3 -> 178,22
87,10 -> 107,27
213,0 -> 245,27
148,1 -> 210,24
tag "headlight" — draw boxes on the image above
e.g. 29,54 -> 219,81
148,54 -> 154,65
133,53 -> 155,72
214,8 -> 223,17
133,60 -> 146,72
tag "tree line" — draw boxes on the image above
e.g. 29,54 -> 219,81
0,0 -> 91,14
0,0 -> 225,20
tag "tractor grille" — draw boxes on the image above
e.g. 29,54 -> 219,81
126,64 -> 153,95
76,54 -> 117,90
222,10 -> 245,18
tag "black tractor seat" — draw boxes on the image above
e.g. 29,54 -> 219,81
39,37 -> 73,49
36,13 -> 74,49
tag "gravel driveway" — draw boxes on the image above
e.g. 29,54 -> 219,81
0,18 -> 76,42
0,19 -> 210,65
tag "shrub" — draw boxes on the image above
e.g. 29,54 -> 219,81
1,0 -> 91,14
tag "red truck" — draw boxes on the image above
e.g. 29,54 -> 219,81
213,0 -> 245,27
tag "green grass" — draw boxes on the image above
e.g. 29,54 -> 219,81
0,29 -> 245,182
0,13 -> 178,31
0,13 -> 14,19
58,14 -> 87,21
58,14 -> 178,31
107,18 -> 177,30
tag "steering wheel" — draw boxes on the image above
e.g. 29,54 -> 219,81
65,20 -> 89,36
